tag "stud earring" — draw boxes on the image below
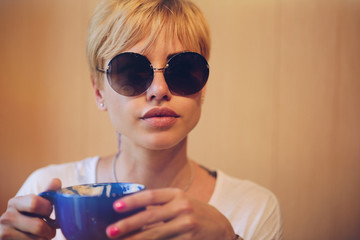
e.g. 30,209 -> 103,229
99,102 -> 105,108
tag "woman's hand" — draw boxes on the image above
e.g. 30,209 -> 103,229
106,188 -> 237,240
0,178 -> 61,240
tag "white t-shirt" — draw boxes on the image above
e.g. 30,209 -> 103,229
17,156 -> 283,240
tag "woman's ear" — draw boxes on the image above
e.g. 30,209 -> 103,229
91,74 -> 107,111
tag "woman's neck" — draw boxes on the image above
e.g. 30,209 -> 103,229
113,136 -> 191,190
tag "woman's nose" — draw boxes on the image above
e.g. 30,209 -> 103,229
145,70 -> 172,102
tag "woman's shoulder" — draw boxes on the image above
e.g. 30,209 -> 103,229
16,156 -> 99,196
210,170 -> 283,239
210,170 -> 278,205
213,170 -> 278,203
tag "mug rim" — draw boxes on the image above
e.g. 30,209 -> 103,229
55,182 -> 146,198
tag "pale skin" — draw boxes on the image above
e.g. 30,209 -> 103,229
0,179 -> 61,239
0,28 -> 241,239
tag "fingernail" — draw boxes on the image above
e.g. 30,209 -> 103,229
106,225 -> 120,238
113,200 -> 126,211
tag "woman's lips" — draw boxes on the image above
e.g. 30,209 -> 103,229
141,108 -> 180,128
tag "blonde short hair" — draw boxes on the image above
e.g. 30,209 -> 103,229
86,0 -> 211,86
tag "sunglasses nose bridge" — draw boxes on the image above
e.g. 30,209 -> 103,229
152,67 -> 165,72
151,64 -> 169,73
145,64 -> 173,100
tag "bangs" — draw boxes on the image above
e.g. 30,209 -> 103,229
87,0 -> 210,84
136,2 -> 210,59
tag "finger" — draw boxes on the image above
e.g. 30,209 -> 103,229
120,214 -> 196,240
106,206 -> 165,238
113,188 -> 184,213
142,214 -> 196,239
8,179 -> 61,218
44,178 -> 62,191
0,208 -> 56,239
8,195 -> 53,217
0,224 -> 36,240
107,192 -> 194,238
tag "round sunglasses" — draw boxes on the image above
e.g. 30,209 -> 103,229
96,51 -> 209,97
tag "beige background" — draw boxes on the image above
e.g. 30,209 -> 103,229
1,0 -> 359,239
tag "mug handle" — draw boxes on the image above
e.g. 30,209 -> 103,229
35,191 -> 60,228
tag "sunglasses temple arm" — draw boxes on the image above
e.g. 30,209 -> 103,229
96,66 -> 108,73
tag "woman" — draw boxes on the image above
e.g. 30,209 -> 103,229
0,0 -> 282,239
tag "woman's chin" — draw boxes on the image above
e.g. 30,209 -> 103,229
140,135 -> 187,151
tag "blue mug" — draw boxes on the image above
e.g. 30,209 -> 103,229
39,182 -> 145,240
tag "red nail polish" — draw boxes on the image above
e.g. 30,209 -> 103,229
113,200 -> 126,211
106,225 -> 120,238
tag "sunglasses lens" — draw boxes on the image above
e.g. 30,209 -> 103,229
164,52 -> 209,95
107,53 -> 153,96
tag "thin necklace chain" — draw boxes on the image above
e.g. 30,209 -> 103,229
112,155 -> 194,192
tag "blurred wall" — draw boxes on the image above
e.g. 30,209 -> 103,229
0,0 -> 359,239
